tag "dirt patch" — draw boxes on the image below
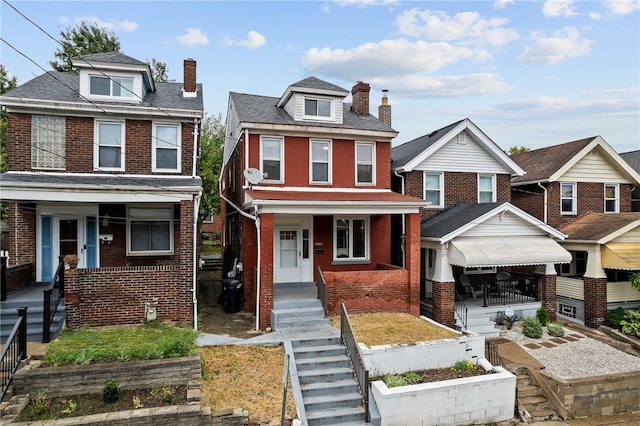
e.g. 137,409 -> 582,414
373,367 -> 490,387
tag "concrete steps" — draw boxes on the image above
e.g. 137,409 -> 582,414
456,304 -> 500,338
1,294 -> 65,343
516,371 -> 557,422
272,282 -> 329,330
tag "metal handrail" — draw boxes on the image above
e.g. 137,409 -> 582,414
316,266 -> 327,317
1,307 -> 28,402
340,300 -> 369,423
454,290 -> 468,330
43,257 -> 65,343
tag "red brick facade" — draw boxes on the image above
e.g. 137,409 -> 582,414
432,281 -> 455,329
584,276 -> 608,328
537,273 -> 557,322
7,202 -> 36,270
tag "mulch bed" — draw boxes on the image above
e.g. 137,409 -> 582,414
413,367 -> 491,383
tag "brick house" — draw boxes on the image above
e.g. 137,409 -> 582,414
0,52 -> 204,328
391,118 -> 572,331
221,77 -> 426,330
510,137 -> 640,328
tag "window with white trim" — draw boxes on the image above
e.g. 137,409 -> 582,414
604,184 -> 619,213
304,96 -> 332,120
424,172 -> 443,207
356,142 -> 375,185
31,115 -> 65,170
127,206 -> 173,256
153,123 -> 181,172
90,75 -> 134,98
464,266 -> 496,275
334,217 -> 369,261
560,182 -> 576,214
261,136 -> 283,182
478,174 -> 495,203
95,121 -> 125,170
310,140 -> 331,183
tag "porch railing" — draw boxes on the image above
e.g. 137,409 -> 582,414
1,307 -> 28,402
454,290 -> 468,330
480,274 -> 538,306
339,300 -> 369,423
316,267 -> 327,317
43,256 -> 65,343
1,256 -> 7,301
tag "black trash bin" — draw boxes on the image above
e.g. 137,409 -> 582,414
222,279 -> 242,313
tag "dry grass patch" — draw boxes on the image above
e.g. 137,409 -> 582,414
199,345 -> 296,422
330,312 -> 458,346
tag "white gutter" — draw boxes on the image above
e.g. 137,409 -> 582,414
393,170 -> 406,268
538,182 -> 548,224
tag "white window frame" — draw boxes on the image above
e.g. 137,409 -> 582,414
303,96 -> 333,121
604,183 -> 619,213
260,136 -> 284,183
478,174 -> 496,203
333,216 -> 370,262
355,142 -> 375,185
152,123 -> 181,172
560,182 -> 577,215
310,140 -> 332,184
424,172 -> 443,208
89,74 -> 134,99
464,266 -> 497,275
31,115 -> 66,170
94,120 -> 125,171
126,205 -> 174,256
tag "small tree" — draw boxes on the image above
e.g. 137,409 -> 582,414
148,58 -> 174,83
49,21 -> 121,73
508,146 -> 530,155
198,113 -> 225,224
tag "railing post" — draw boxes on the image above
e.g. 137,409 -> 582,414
17,307 -> 28,360
58,255 -> 65,297
1,256 -> 7,301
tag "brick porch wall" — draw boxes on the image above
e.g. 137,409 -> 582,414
4,263 -> 32,294
8,202 -> 36,275
258,213 -> 274,330
432,281 -> 455,328
537,273 -> 557,322
584,276 -> 608,328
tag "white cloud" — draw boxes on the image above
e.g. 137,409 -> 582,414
494,96 -> 639,118
175,28 -> 210,47
603,0 -> 640,15
237,31 -> 267,49
383,73 -> 513,98
581,87 -> 640,96
395,9 -> 519,47
61,16 -> 138,32
542,0 -> 578,17
324,0 -> 399,10
589,11 -> 602,20
517,27 -> 593,64
494,0 -> 514,10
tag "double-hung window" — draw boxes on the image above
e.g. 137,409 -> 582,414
334,217 -> 369,261
310,140 -> 331,183
304,97 -> 332,120
90,75 -> 134,98
31,115 -> 66,170
356,142 -> 375,185
561,182 -> 576,214
127,206 -> 173,256
95,120 -> 125,171
604,184 -> 619,213
261,136 -> 283,182
478,175 -> 495,203
153,123 -> 181,172
424,172 -> 443,207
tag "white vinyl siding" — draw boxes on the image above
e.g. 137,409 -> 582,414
559,148 -> 630,183
284,92 -> 344,124
607,281 -> 640,303
31,115 -> 65,170
556,276 -> 585,300
462,212 -> 546,238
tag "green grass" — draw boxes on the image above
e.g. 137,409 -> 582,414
43,323 -> 198,366
200,240 -> 221,256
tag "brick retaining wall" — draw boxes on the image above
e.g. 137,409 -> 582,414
4,263 -> 32,294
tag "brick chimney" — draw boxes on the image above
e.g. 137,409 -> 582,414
351,81 -> 370,115
378,89 -> 391,127
183,58 -> 197,97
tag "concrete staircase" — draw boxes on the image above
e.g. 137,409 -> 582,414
455,303 -> 500,338
515,368 -> 558,422
0,285 -> 65,342
292,336 -> 366,425
271,282 -> 329,330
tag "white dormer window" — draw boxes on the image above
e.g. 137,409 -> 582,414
304,96 -> 333,120
90,75 -> 134,98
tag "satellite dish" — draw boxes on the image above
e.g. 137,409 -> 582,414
244,168 -> 264,185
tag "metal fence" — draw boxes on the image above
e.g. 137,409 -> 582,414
1,307 -> 27,402
43,257 -> 65,343
339,300 -> 369,423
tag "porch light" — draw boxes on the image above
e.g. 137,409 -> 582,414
102,214 -> 109,227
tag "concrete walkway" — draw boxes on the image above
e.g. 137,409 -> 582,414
196,323 -> 340,346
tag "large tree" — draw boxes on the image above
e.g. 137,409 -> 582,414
49,21 -> 121,73
1,65 -> 18,174
148,58 -> 174,83
198,113 -> 225,223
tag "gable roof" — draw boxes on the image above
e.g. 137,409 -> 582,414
391,118 -> 524,176
277,76 -> 350,108
558,211 -> 640,244
73,51 -> 148,66
620,150 -> 640,173
511,136 -> 640,185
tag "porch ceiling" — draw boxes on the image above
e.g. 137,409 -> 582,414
602,242 -> 640,270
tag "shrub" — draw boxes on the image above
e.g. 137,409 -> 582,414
452,359 -> 475,372
102,380 -> 121,404
621,310 -> 640,337
522,317 -> 543,339
380,374 -> 407,388
605,307 -> 627,329
546,322 -> 565,337
536,306 -> 550,326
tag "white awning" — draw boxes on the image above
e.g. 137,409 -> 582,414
448,236 -> 572,267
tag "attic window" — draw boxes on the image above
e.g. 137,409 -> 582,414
304,96 -> 332,120
457,133 -> 467,145
90,75 -> 134,98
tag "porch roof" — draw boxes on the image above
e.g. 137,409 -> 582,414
601,243 -> 640,270
0,172 -> 202,202
244,188 -> 427,214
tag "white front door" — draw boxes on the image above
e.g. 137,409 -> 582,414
275,226 -> 302,283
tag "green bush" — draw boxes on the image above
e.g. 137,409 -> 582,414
452,359 -> 475,371
605,307 -> 627,329
546,322 -> 565,337
522,317 -> 543,339
536,306 -> 550,326
102,380 -> 121,404
380,374 -> 408,388
621,310 -> 640,337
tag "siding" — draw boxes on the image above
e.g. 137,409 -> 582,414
463,211 -> 548,237
607,281 -> 640,303
559,148 -> 629,183
557,276 -> 585,300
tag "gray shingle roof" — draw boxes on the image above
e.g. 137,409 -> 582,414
558,212 -> 640,241
421,202 -> 505,238
391,119 -> 465,169
620,150 -> 640,172
74,52 -> 147,66
290,76 -> 349,94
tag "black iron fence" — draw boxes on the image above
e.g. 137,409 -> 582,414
454,290 -> 468,330
480,274 -> 538,307
1,256 -> 6,301
43,256 -> 65,343
339,300 -> 369,423
316,267 -> 327,317
1,307 -> 27,402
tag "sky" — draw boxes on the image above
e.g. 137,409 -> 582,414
1,0 -> 639,153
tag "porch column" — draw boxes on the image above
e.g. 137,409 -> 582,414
405,213 -> 421,316
535,263 -> 557,322
432,243 -> 455,329
583,246 -> 608,329
258,213 -> 274,330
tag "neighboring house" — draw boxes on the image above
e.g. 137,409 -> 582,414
556,212 -> 640,328
391,119 -> 571,330
510,137 -> 640,328
221,77 -> 426,330
510,137 -> 640,229
0,52 -> 203,328
619,150 -> 640,211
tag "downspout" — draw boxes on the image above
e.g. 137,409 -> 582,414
394,170 -> 406,268
538,183 -> 548,224
192,117 -> 201,331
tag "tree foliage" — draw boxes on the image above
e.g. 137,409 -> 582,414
148,58 -> 173,83
49,21 -> 121,73
1,65 -> 18,174
508,146 -> 530,155
198,113 -> 225,223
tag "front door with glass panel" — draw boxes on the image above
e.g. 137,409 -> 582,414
275,226 -> 302,283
